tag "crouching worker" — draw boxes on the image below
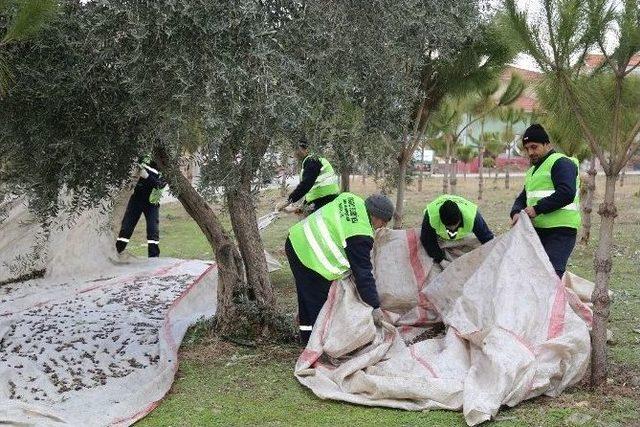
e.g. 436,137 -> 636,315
421,194 -> 494,269
285,192 -> 394,344
115,155 -> 167,257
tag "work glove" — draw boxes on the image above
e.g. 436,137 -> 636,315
372,307 -> 386,327
439,259 -> 451,270
139,164 -> 149,179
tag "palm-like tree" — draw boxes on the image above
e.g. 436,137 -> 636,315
497,106 -> 525,189
465,75 -> 525,199
0,0 -> 56,97
469,131 -> 501,200
456,145 -> 476,180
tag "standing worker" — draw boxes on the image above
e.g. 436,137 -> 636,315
277,138 -> 340,214
421,194 -> 494,269
510,124 -> 581,278
115,155 -> 167,258
285,192 -> 394,344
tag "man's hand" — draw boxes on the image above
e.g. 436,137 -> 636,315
524,206 -> 537,218
511,214 -> 520,227
372,308 -> 386,327
276,200 -> 290,212
439,259 -> 451,270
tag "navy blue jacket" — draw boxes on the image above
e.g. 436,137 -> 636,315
345,235 -> 380,309
288,156 -> 322,203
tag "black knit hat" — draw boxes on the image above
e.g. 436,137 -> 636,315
298,136 -> 309,149
439,200 -> 461,227
522,124 -> 550,145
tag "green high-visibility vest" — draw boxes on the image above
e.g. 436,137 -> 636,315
525,152 -> 581,229
302,156 -> 340,203
289,192 -> 373,280
425,195 -> 478,240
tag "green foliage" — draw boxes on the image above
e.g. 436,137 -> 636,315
503,0 -> 640,173
0,0 -> 56,97
1,1 -> 308,215
456,145 -> 477,164
1,0 -> 56,44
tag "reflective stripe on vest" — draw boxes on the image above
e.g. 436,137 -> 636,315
289,192 -> 373,280
425,195 -> 478,240
525,152 -> 581,229
302,156 -> 340,203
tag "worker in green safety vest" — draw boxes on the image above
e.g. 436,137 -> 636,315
510,124 -> 581,278
276,138 -> 340,215
285,192 -> 394,344
421,194 -> 494,269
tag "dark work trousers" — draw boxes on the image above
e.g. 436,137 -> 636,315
285,237 -> 332,345
303,193 -> 339,215
116,193 -> 160,257
536,230 -> 577,278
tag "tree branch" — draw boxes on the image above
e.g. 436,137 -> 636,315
558,73 -> 608,169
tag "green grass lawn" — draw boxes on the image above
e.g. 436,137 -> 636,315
130,174 -> 640,426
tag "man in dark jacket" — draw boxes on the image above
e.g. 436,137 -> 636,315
511,124 -> 581,278
421,194 -> 494,269
285,192 -> 394,344
277,138 -> 340,214
115,155 -> 167,257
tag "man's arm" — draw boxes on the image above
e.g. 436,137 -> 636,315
287,157 -> 322,203
473,212 -> 494,244
534,158 -> 578,214
510,188 -> 527,219
420,212 -> 445,263
344,235 -> 380,308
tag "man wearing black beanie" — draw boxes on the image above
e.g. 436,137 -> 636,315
510,123 -> 581,278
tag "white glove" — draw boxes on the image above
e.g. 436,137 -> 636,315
139,165 -> 149,179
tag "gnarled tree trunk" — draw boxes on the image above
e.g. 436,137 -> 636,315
591,173 -> 617,386
579,156 -> 597,245
154,146 -> 246,337
226,178 -> 278,337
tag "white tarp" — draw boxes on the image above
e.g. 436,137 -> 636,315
295,214 -> 593,426
0,193 -> 281,425
0,258 -> 217,426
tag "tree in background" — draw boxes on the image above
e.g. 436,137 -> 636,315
497,106 -> 525,189
428,99 -> 462,194
469,131 -> 502,199
464,76 -> 525,199
505,0 -> 640,385
456,145 -> 477,181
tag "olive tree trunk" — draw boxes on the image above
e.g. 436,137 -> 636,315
154,146 -> 246,337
